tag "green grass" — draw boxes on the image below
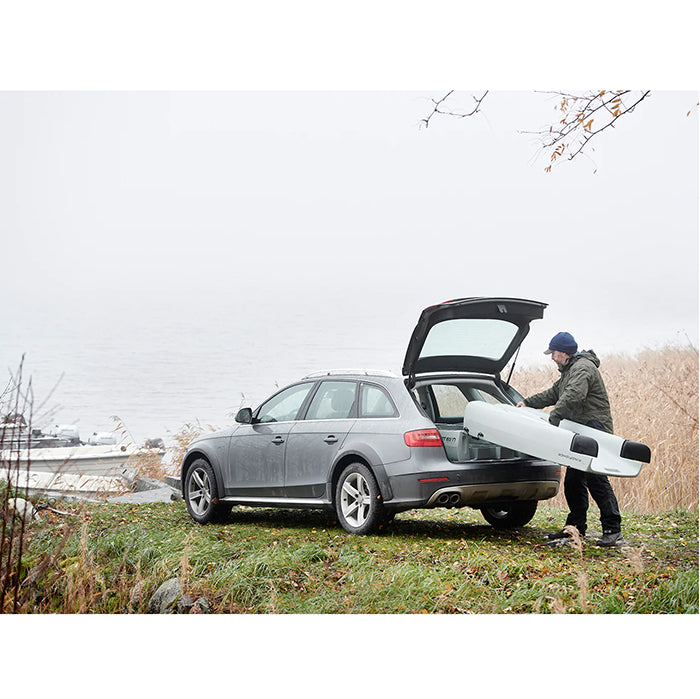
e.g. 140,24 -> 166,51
17,502 -> 698,614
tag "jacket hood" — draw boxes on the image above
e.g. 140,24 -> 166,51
564,350 -> 600,371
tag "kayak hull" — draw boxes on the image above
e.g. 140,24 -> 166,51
463,403 -> 647,477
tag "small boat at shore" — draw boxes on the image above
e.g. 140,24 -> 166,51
1,414 -> 171,497
1,416 -> 163,479
1,443 -> 138,477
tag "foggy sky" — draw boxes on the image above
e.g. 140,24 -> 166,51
1,90 -> 697,366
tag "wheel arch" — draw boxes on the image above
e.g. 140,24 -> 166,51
328,448 -> 393,504
180,449 -> 225,499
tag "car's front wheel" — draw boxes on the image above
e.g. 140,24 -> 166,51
335,463 -> 385,535
480,501 -> 538,529
184,458 -> 230,524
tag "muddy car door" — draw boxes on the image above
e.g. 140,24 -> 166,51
285,380 -> 358,498
226,382 -> 316,497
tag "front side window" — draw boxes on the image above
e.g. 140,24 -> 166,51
257,383 -> 314,423
360,384 -> 398,418
304,381 -> 357,420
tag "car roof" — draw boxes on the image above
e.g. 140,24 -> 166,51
301,369 -> 401,380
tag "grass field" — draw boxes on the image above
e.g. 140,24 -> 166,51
10,499 -> 698,614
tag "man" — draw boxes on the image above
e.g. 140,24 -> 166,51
516,331 -> 623,547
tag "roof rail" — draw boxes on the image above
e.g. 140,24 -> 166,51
301,368 -> 400,380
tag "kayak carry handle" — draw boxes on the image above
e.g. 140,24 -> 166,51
570,433 -> 599,458
620,440 -> 651,463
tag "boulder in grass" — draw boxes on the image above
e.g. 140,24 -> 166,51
195,597 -> 212,614
176,594 -> 213,614
146,578 -> 213,614
147,578 -> 182,614
177,594 -> 196,614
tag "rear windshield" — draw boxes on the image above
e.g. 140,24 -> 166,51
420,319 -> 519,361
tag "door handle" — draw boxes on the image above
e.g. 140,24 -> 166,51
272,436 -> 285,445
324,435 -> 338,444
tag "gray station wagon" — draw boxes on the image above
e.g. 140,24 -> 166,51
181,297 -> 561,534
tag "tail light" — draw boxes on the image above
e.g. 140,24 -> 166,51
404,428 -> 443,447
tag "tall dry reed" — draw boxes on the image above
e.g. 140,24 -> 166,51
511,345 -> 699,513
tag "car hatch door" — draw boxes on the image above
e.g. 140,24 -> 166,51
403,297 -> 547,378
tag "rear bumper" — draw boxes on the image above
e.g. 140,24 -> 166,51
385,458 -> 561,510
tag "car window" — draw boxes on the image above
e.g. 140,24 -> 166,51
360,384 -> 398,418
431,384 -> 467,420
304,381 -> 357,420
420,318 -> 519,360
257,383 -> 314,423
466,387 -> 502,405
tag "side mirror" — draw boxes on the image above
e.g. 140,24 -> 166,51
235,407 -> 253,424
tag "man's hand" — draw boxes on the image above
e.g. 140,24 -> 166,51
516,401 -> 526,408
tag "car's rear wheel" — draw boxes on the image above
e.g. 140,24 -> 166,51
185,458 -> 230,524
480,500 -> 538,529
335,463 -> 385,535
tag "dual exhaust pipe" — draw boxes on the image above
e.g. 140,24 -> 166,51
435,491 -> 461,507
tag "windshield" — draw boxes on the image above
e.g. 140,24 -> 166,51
419,318 -> 519,361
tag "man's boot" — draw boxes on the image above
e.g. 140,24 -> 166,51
547,526 -> 584,540
596,530 -> 623,547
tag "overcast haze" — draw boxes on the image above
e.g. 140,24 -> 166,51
1,90 -> 698,437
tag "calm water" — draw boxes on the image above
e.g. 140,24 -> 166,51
2,287 -> 693,447
1,289 -> 428,445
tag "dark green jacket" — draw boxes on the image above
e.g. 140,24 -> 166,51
524,350 -> 614,433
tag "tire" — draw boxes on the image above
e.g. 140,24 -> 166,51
335,463 -> 385,535
480,501 -> 538,529
377,509 -> 395,532
184,458 -> 230,524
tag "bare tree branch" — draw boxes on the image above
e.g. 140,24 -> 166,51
523,90 -> 651,171
420,89 -> 652,172
420,90 -> 489,129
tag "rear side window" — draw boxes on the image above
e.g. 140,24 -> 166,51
431,384 -> 467,421
360,384 -> 398,418
305,381 -> 357,420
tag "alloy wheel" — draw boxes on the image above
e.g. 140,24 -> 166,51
340,472 -> 371,527
188,466 -> 212,516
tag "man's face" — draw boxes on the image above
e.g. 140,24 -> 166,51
550,350 -> 569,368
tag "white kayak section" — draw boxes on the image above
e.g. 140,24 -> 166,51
463,402 -> 646,477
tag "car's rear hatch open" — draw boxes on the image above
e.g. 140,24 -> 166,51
402,297 -> 547,380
